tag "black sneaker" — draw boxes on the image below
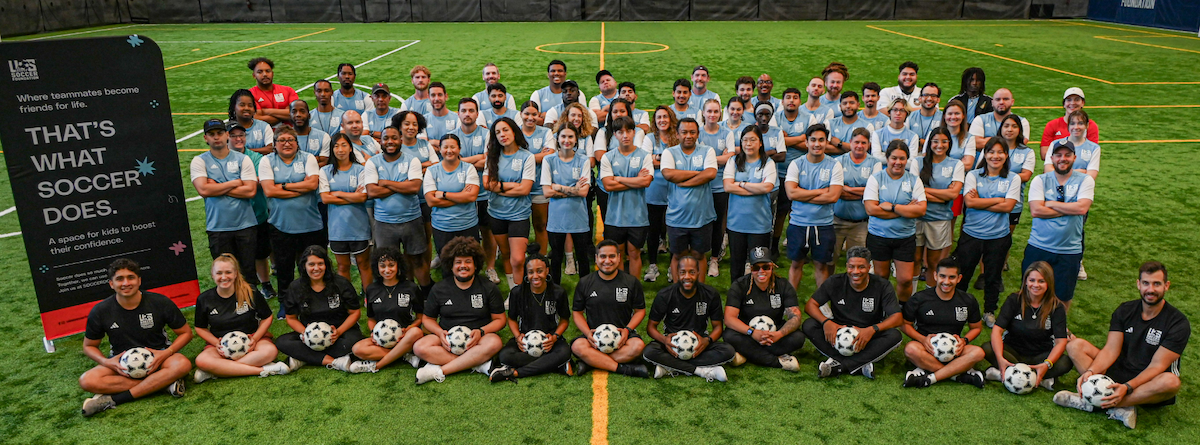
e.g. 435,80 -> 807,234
260,282 -> 277,299
624,363 -> 649,378
489,366 -> 517,383
974,275 -> 985,290
563,360 -> 575,376
575,360 -> 593,376
956,369 -> 986,388
903,370 -> 932,388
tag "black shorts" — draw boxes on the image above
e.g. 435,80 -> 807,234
420,203 -> 432,223
667,222 -> 713,254
329,240 -> 370,255
866,233 -> 916,263
774,187 -> 791,214
786,224 -> 835,263
433,226 -> 481,257
476,200 -> 494,229
254,222 -> 272,260
604,225 -> 647,249
489,217 -> 530,238
1009,212 -> 1021,226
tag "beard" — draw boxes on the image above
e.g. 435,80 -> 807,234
454,272 -> 474,282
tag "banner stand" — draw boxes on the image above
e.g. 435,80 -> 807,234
43,337 -> 55,353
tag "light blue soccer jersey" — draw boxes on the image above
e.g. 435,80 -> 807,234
865,170 -> 926,239
1009,145 -> 1035,214
786,155 -> 844,227
910,156 -> 963,222
485,149 -> 536,221
319,163 -> 371,242
473,90 -> 515,112
827,117 -> 872,147
725,159 -> 777,234
1028,172 -> 1093,254
296,128 -> 330,158
481,107 -> 519,129
235,149 -> 268,224
856,111 -> 890,133
833,155 -> 882,222
423,111 -> 459,142
310,108 -> 347,136
542,153 -> 592,233
333,89 -> 370,115
261,152 -> 322,234
404,96 -> 431,116
364,107 -> 400,134
423,161 -> 479,232
244,119 -> 274,150
522,126 -> 554,196
642,134 -> 671,206
699,126 -> 733,193
663,144 -> 717,229
451,125 -> 490,202
366,153 -> 423,224
906,110 -> 943,142
873,125 -> 921,160
194,151 -> 258,232
688,89 -> 720,110
1049,138 -> 1101,172
600,148 -> 653,228
962,170 -> 1021,240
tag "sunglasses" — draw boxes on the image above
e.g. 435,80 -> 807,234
751,264 -> 772,272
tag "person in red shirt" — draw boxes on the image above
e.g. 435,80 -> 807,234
1040,87 -> 1098,158
248,57 -> 298,125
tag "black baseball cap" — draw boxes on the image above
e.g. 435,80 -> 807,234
1052,140 -> 1076,155
595,69 -> 613,84
203,119 -> 226,133
226,121 -> 246,132
749,246 -> 773,265
562,80 -> 579,90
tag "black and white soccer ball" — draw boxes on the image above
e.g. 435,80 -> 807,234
1003,363 -> 1037,395
372,319 -> 402,349
835,327 -> 859,356
303,322 -> 334,351
748,315 -> 776,332
593,324 -> 623,354
522,330 -> 547,358
1081,374 -> 1116,407
671,331 -> 700,360
929,333 -> 959,363
446,326 -> 473,355
219,331 -> 251,360
120,347 -> 154,379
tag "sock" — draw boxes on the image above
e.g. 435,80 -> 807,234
926,374 -> 938,384
111,390 -> 134,405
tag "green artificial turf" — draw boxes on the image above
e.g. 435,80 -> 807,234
1,19 -> 1198,443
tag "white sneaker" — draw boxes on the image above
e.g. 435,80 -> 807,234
349,360 -> 378,373
1040,377 -> 1055,391
1107,406 -> 1137,429
643,264 -> 660,282
1053,390 -> 1094,412
564,253 -> 578,275
327,355 -> 352,372
486,268 -> 501,284
658,242 -> 669,254
1077,262 -> 1088,281
430,256 -> 441,269
506,274 -> 515,289
193,368 -> 215,384
983,312 -> 997,328
403,353 -> 421,368
167,378 -> 186,398
472,360 -> 493,376
984,367 -> 1003,382
667,267 -> 675,283
694,365 -> 727,382
652,365 -> 672,379
415,364 -> 445,384
707,257 -> 720,277
744,263 -> 751,275
860,362 -> 875,379
779,355 -> 799,372
260,362 -> 291,377
287,357 -> 305,372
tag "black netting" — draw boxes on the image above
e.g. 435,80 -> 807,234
412,0 -> 481,21
199,0 -> 274,22
828,0 -> 895,20
271,0 -> 343,22
551,0 -> 582,20
758,0 -> 826,20
962,0 -> 1029,19
691,0 -> 757,20
127,0 -> 203,23
895,0 -> 962,19
482,0 -> 551,21
0,0 -> 45,36
620,0 -> 688,21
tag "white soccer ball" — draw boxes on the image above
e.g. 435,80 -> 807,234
748,315 -> 776,332
522,330 -> 547,358
929,333 -> 959,363
593,324 -> 623,354
219,331 -> 251,360
303,322 -> 334,351
446,326 -> 473,355
1081,374 -> 1117,407
1003,363 -> 1037,395
372,319 -> 402,349
671,331 -> 700,360
120,347 -> 154,379
835,327 -> 859,357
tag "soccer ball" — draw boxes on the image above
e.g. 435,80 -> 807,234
303,322 -> 334,351
1081,374 -> 1117,407
372,319 -> 402,349
219,331 -> 251,360
748,315 -> 776,332
671,331 -> 700,360
835,327 -> 859,357
120,347 -> 154,379
1003,363 -> 1037,395
522,330 -> 547,358
593,324 -> 623,354
929,333 -> 959,363
446,326 -> 473,355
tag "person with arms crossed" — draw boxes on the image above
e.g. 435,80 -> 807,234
289,100 -> 331,166
451,98 -> 502,284
393,110 -> 441,272
423,134 -> 482,256
999,114 -> 1037,239
404,65 -> 432,116
490,246 -> 575,382
981,261 -> 1071,390
332,63 -> 369,115
225,122 -> 275,299
947,67 -> 991,124
955,137 -> 1021,325
699,99 -> 736,277
644,252 -> 734,382
910,127 -> 964,288
722,247 -> 803,372
870,98 -> 920,161
1040,87 -> 1098,158
969,88 -> 1030,151
901,258 -> 986,388
570,240 -> 651,378
350,247 -> 425,373
191,119 -> 261,295
858,82 -> 889,132
422,82 -> 458,149
474,63 -> 516,113
804,246 -> 903,379
319,133 -> 373,291
192,254 -> 289,384
878,61 -> 921,111
722,96 -> 752,139
617,81 -> 652,132
784,123 -> 844,290
228,89 -> 274,155
259,128 -> 325,316
520,100 -> 558,255
600,117 -> 654,277
640,106 -> 678,282
1022,139 -> 1094,312
482,118 -> 537,289
552,103 -> 599,273
275,246 -> 371,372
724,126 -> 777,280
364,126 -> 433,294
309,79 -> 347,136
247,57 -> 297,125
832,128 -> 883,261
662,118 -> 719,283
364,83 -> 401,142
542,124 -> 594,284
863,140 -> 927,304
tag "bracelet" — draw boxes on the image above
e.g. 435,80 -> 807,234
821,319 -> 831,326
1043,359 -> 1054,368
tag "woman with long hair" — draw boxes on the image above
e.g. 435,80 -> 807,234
552,102 -> 598,271
594,98 -> 644,221
275,246 -> 371,373
640,105 -> 679,282
723,125 -> 777,281
956,136 -> 1021,325
350,247 -> 425,372
482,117 -> 535,288
319,132 -> 372,291
911,127 -> 964,286
863,140 -> 927,304
998,114 -> 1036,235
982,261 -> 1072,389
490,244 -> 574,382
193,254 -> 289,382
542,124 -> 594,283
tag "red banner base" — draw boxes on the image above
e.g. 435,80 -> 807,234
40,280 -> 201,341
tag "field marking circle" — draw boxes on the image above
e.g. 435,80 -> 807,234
535,41 -> 669,55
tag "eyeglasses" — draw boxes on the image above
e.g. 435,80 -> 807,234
751,264 -> 772,272
1056,185 -> 1066,202
276,138 -> 298,144
757,80 -> 773,85
920,93 -> 940,98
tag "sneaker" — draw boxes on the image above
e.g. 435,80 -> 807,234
1077,262 -> 1087,281
260,362 -> 291,377
167,378 -> 186,398
327,355 -> 352,372
779,355 -> 800,372
643,264 -> 660,282
623,363 -> 650,378
732,352 -> 747,367
653,365 -> 672,379
658,242 -> 669,254
564,253 -> 578,275
259,282 -> 277,299
403,353 -> 421,368
903,372 -> 932,388
193,368 -> 215,384
1107,406 -> 1137,429
1053,391 -> 1093,412
415,364 -> 445,384
983,312 -> 997,328
984,367 -> 1002,382
694,365 -> 727,382
349,360 -> 378,374
890,263 -> 896,278
744,263 -> 751,276
563,360 -> 575,376
1003,261 -> 1009,272
956,369 -> 986,388
472,360 -> 493,376
817,358 -> 842,378
575,360 -> 593,376
667,267 -> 675,283
287,357 -> 305,372
506,274 -> 515,289
81,394 -> 115,417
486,268 -> 501,284
1040,377 -> 1055,391
974,275 -> 985,290
707,257 -> 720,277
860,362 -> 875,380
489,366 -> 518,383
430,256 -> 441,269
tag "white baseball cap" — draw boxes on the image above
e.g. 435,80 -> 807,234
1063,87 -> 1085,101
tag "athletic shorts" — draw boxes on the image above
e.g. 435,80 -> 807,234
667,222 -> 713,255
773,187 -> 790,215
489,217 -> 530,238
604,225 -> 647,249
1008,212 -> 1021,226
786,224 -> 835,263
420,203 -> 432,223
374,219 -> 429,255
531,194 -> 550,205
866,233 -> 916,263
329,240 -> 370,256
433,226 -> 481,257
476,200 -> 493,229
914,220 -> 954,250
254,222 -> 272,260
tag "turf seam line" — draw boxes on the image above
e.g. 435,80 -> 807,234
27,24 -> 138,40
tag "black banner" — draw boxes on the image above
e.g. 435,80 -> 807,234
0,36 -> 199,340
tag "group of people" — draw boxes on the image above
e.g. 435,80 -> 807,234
75,57 -> 1186,430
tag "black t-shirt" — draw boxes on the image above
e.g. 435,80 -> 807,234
364,280 -> 423,326
424,278 -> 504,330
903,288 -> 981,337
1109,300 -> 1190,374
650,283 -> 723,335
572,270 -> 646,329
995,293 -> 1068,357
193,288 -> 273,338
508,283 -> 570,334
283,275 -> 362,326
810,273 -> 900,328
84,292 -> 188,356
725,275 -> 799,326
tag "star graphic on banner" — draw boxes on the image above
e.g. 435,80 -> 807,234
39,265 -> 49,273
150,100 -> 159,108
169,241 -> 187,255
127,35 -> 144,47
135,158 -> 156,176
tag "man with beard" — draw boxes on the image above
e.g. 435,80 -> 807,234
670,79 -> 701,121
857,82 -> 889,132
879,61 -> 921,111
404,65 -> 432,116
481,83 -> 521,128
722,247 -> 803,371
1055,261 -> 1188,429
820,62 -> 849,109
531,60 -> 586,123
340,110 -> 381,162
473,63 -> 516,113
590,69 -> 619,124
544,80 -> 596,128
423,82 -> 458,149
906,83 -> 943,146
450,98 -> 501,284
289,99 -> 331,166
191,119 -> 261,290
643,252 -> 733,382
1022,141 -> 1094,312
309,79 -> 347,136
365,83 -> 401,143
687,65 -> 720,110
365,127 -> 432,293
948,67 -> 991,124
571,239 -> 650,378
825,91 -> 872,156
332,63 -> 370,115
783,124 -> 843,290
247,57 -> 297,125
618,82 -> 651,131
970,88 -> 1030,150
753,74 -> 783,112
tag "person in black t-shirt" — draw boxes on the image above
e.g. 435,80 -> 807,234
80,259 -> 194,417
571,240 -> 650,378
644,252 -> 734,382
804,246 -> 903,379
351,247 -> 425,372
982,261 -> 1071,389
414,237 -> 507,384
491,244 -> 573,382
723,247 -> 805,371
1055,261 -> 1189,429
193,254 -> 289,383
901,258 -> 986,389
275,246 -> 371,373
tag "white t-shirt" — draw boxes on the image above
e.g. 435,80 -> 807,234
878,85 -> 921,111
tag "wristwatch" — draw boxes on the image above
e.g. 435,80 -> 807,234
746,328 -> 755,336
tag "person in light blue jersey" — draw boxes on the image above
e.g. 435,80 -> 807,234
833,128 -> 883,260
544,80 -> 596,129
857,82 -> 889,133
784,123 -> 844,290
228,89 -> 275,155
600,116 -> 655,277
742,102 -> 787,259
803,77 -> 839,128
910,127 -> 964,288
551,104 -> 599,275
753,74 -> 783,113
392,111 -> 440,258
319,133 -> 372,290
906,83 -> 943,147
723,125 -> 778,281
333,63 -> 370,115
289,100 -> 331,166
519,101 -> 557,256
530,60 -> 586,124
938,100 -> 976,229
483,118 -> 537,289
969,88 -> 1030,152
670,78 -> 701,122
955,136 -> 1022,324
596,99 -> 645,223
482,83 -> 522,129
365,126 -> 432,293
309,79 -> 347,136
339,110 -> 381,163
998,114 -> 1036,232
423,82 -> 458,149
662,118 -> 718,283
226,123 -> 274,297
700,99 -> 736,277
688,65 -> 721,110
474,63 -> 516,113
618,82 -> 652,132
590,69 -> 618,124
423,134 -> 481,254
820,62 -> 849,109
191,119 -> 261,288
863,140 -> 927,303
257,127 -> 324,306
404,65 -> 432,116
870,98 -> 921,161
452,98 -> 502,285
1044,111 -> 1099,283
542,124 -> 594,284
639,106 -> 678,283
1025,141 -> 1095,313
365,83 -> 401,142
727,76 -> 757,123
722,96 -> 751,139
826,91 -> 872,157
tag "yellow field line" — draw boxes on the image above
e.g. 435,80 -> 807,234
1070,21 -> 1200,41
172,112 -> 227,115
1014,104 -> 1200,109
1111,81 -> 1200,85
591,371 -> 609,445
882,23 -> 1075,27
1099,139 -> 1200,144
1094,35 -> 1200,55
164,28 -> 335,70
600,22 -> 606,70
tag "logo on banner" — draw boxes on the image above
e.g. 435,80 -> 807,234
139,313 -> 154,329
1121,0 -> 1155,9
8,59 -> 37,81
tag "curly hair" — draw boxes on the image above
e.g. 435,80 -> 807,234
552,102 -> 596,139
440,236 -> 486,276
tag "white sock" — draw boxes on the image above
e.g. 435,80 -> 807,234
927,374 -> 938,384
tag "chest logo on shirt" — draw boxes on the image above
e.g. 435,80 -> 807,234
1080,149 -> 1092,160
293,162 -> 305,174
1065,184 -> 1079,196
274,92 -> 285,102
862,298 -> 875,312
545,301 -> 556,315
901,181 -> 912,193
139,313 -> 154,329
1044,318 -> 1052,330
860,167 -> 869,177
819,168 -> 831,181
456,171 -> 467,183
226,160 -> 239,173
1012,154 -> 1025,164
471,135 -> 482,146
770,294 -> 781,309
955,307 -> 968,322
419,147 -> 429,158
471,294 -> 484,309
940,166 -> 952,177
691,154 -> 702,165
616,288 -> 629,303
110,322 -> 119,329
328,295 -> 341,309
1146,328 -> 1162,346
511,159 -> 522,171
235,302 -> 250,315
696,302 -> 708,316
398,293 -> 410,307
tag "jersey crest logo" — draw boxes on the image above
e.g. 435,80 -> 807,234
236,302 -> 249,315
399,294 -> 410,306
1044,318 -> 1052,330
472,136 -> 482,146
510,159 -> 522,172
139,313 -> 154,329
1065,184 -> 1079,196
901,181 -> 912,193
226,160 -> 239,173
471,294 -> 484,309
328,295 -> 341,309
998,180 -> 1009,191
545,301 -> 556,315
419,147 -> 429,158
615,288 -> 629,303
691,154 -> 702,165
770,294 -> 781,309
456,171 -> 467,182
862,298 -> 875,312
1146,328 -> 1163,346
696,302 -> 708,316
955,307 -> 968,322
1080,149 -> 1092,160
940,166 -> 952,177
1012,154 -> 1025,164
819,169 -> 830,181
860,167 -> 869,177
293,162 -> 305,174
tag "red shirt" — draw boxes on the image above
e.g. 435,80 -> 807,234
1040,116 -> 1099,147
250,84 -> 299,110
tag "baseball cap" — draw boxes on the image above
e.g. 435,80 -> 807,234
1052,140 -> 1076,155
226,121 -> 246,132
595,69 -> 613,85
203,119 -> 227,133
749,246 -> 773,265
372,83 -> 390,95
693,65 -> 709,74
1063,87 -> 1085,101
562,79 -> 579,90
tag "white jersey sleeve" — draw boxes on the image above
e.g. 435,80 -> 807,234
304,155 -> 320,176
318,169 -> 331,193
544,107 -> 561,126
963,171 -> 979,195
361,159 -> 380,185
1021,149 -> 1036,174
540,159 -> 554,186
598,154 -> 614,179
1087,147 -> 1101,172
406,157 -> 424,181
465,164 -> 481,186
521,154 -> 537,181
256,157 -> 275,182
1004,174 -> 1022,200
1078,175 -> 1096,201
968,116 -> 985,139
784,160 -> 799,184
763,162 -> 779,189
830,162 -> 845,186
952,160 -> 966,183
863,175 -> 880,201
912,178 -> 927,202
703,148 -> 718,169
660,148 -> 677,172
421,168 -> 437,195
189,156 -> 208,181
1027,175 -> 1045,202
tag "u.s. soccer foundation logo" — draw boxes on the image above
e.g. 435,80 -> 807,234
8,59 -> 38,81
